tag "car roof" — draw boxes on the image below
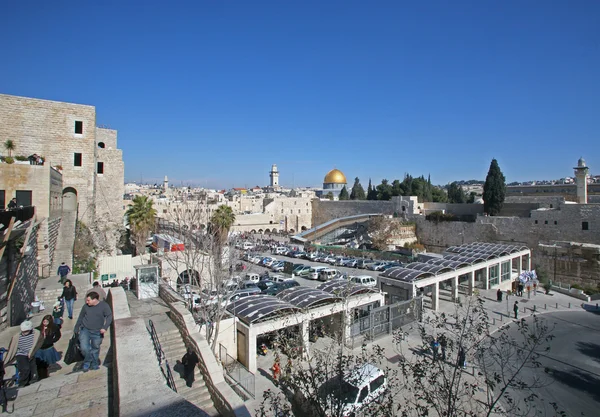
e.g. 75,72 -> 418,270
350,275 -> 374,280
345,364 -> 384,386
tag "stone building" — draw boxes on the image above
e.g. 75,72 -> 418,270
0,93 -> 125,265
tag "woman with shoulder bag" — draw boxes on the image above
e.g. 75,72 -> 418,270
60,279 -> 77,319
35,315 -> 62,379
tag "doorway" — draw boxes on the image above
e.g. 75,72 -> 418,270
62,187 -> 77,212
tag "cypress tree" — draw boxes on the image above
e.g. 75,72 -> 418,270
367,178 -> 378,200
350,177 -> 366,200
338,186 -> 349,200
482,158 -> 506,215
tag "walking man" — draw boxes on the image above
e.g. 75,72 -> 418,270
430,338 -> 440,362
513,301 -> 519,319
57,262 -> 71,284
439,334 -> 447,361
181,348 -> 199,388
85,281 -> 106,301
75,292 -> 112,372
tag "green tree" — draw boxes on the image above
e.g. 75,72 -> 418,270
4,139 -> 15,157
125,196 -> 157,257
467,191 -> 477,204
349,177 -> 366,200
325,192 -> 334,200
367,179 -> 378,200
210,204 -> 235,247
391,179 -> 403,196
447,182 -> 466,203
338,186 -> 349,200
482,158 -> 506,215
376,179 -> 393,200
431,187 -> 448,203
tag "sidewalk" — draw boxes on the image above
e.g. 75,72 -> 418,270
0,273 -> 112,417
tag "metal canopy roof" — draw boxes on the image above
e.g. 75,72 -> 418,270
443,254 -> 488,264
381,267 -> 434,283
426,258 -> 470,270
404,262 -> 454,275
277,287 -> 340,309
447,243 -> 527,257
317,279 -> 379,297
226,295 -> 301,325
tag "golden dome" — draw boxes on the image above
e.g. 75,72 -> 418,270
324,168 -> 347,184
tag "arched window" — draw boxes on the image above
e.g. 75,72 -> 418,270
98,142 -> 105,148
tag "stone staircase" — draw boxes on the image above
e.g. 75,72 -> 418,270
153,327 -> 220,417
51,211 -> 78,274
9,281 -> 112,416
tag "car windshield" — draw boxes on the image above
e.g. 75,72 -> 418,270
326,379 -> 359,404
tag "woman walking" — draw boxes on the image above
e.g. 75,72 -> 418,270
60,279 -> 77,320
35,315 -> 62,379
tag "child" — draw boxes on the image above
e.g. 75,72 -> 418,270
52,298 -> 64,327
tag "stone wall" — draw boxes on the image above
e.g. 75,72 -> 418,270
8,222 -> 39,326
312,200 -> 395,226
159,284 -> 251,417
47,217 -> 61,270
535,243 -> 600,289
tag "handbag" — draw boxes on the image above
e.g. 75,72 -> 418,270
64,335 -> 84,365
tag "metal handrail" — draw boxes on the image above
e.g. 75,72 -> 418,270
148,319 -> 177,393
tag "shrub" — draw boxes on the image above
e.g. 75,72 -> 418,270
4,156 -> 14,164
570,283 -> 583,290
15,155 -> 28,161
542,281 -> 552,294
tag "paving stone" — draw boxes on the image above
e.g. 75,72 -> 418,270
50,401 -> 91,417
61,403 -> 108,417
32,411 -> 55,417
36,374 -> 79,392
8,404 -> 36,417
16,383 -> 40,396
14,388 -> 60,409
76,368 -> 107,383
59,377 -> 107,397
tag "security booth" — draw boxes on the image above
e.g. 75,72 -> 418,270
134,264 -> 159,299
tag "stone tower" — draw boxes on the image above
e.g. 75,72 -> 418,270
270,164 -> 279,187
163,175 -> 169,194
573,157 -> 589,204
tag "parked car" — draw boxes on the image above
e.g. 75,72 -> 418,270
256,280 -> 276,292
318,268 -> 341,282
349,275 -> 377,288
308,266 -> 327,280
343,258 -> 358,268
294,251 -> 306,259
262,280 -> 300,295
367,261 -> 387,271
356,259 -> 374,269
271,274 -> 294,283
322,364 -> 387,416
294,265 -> 312,277
322,255 -> 337,264
273,247 -> 288,255
245,273 -> 260,283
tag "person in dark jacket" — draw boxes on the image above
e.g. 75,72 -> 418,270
7,198 -> 17,209
181,348 -> 199,387
35,315 -> 62,379
57,262 -> 71,284
60,279 -> 77,320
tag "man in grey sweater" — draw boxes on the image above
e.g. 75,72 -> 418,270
75,291 -> 113,372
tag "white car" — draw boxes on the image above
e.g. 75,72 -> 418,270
308,266 -> 327,280
325,364 -> 387,416
349,275 -> 377,288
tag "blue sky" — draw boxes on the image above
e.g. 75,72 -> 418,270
1,1 -> 598,189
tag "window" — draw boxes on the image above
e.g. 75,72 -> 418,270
16,190 -> 32,207
358,386 -> 369,403
582,221 -> 589,231
97,162 -> 104,174
74,153 -> 82,167
550,204 -> 553,208
370,375 -> 385,392
554,221 -> 558,225
489,264 -> 499,286
534,220 -> 538,224
298,209 -> 301,214
75,121 -> 83,134
501,261 -> 511,282
544,220 -> 548,224
98,142 -> 105,148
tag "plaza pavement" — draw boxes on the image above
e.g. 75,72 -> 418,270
243,286 -> 596,414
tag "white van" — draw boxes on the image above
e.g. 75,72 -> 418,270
349,275 -> 377,288
308,266 -> 327,280
242,242 -> 255,251
245,273 -> 260,283
274,247 -> 288,255
328,364 -> 387,415
318,268 -> 340,282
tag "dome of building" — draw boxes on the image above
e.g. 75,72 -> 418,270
577,157 -> 586,168
324,168 -> 347,184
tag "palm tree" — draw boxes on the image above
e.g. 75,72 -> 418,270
4,140 -> 15,157
125,196 -> 157,257
210,205 -> 235,245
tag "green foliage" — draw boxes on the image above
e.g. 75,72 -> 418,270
426,211 -> 459,222
338,185 -> 349,200
349,177 -> 366,200
366,179 -> 377,200
125,195 -> 157,256
431,187 -> 448,203
467,191 -> 477,204
73,221 -> 96,274
4,156 -> 14,164
447,181 -> 467,203
376,179 -> 393,200
15,155 -> 28,161
4,139 -> 15,157
324,192 -> 334,200
483,158 -> 506,216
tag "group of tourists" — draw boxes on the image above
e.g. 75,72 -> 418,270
4,278 -> 113,387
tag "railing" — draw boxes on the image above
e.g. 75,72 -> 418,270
219,344 -> 255,399
0,206 -> 35,229
148,319 -> 177,393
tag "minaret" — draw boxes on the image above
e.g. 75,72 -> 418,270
163,175 -> 169,194
269,164 -> 279,187
573,157 -> 589,204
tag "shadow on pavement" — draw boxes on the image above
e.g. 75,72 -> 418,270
583,304 -> 600,315
545,367 -> 600,403
575,341 -> 600,364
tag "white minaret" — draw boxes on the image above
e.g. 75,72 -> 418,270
163,175 -> 169,194
269,164 -> 279,187
573,157 -> 589,204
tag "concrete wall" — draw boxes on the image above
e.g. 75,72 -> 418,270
312,200 -> 396,226
159,284 -> 251,417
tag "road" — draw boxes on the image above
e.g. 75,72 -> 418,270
238,252 -> 380,290
503,310 -> 600,416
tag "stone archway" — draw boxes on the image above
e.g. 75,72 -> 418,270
62,187 -> 78,212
